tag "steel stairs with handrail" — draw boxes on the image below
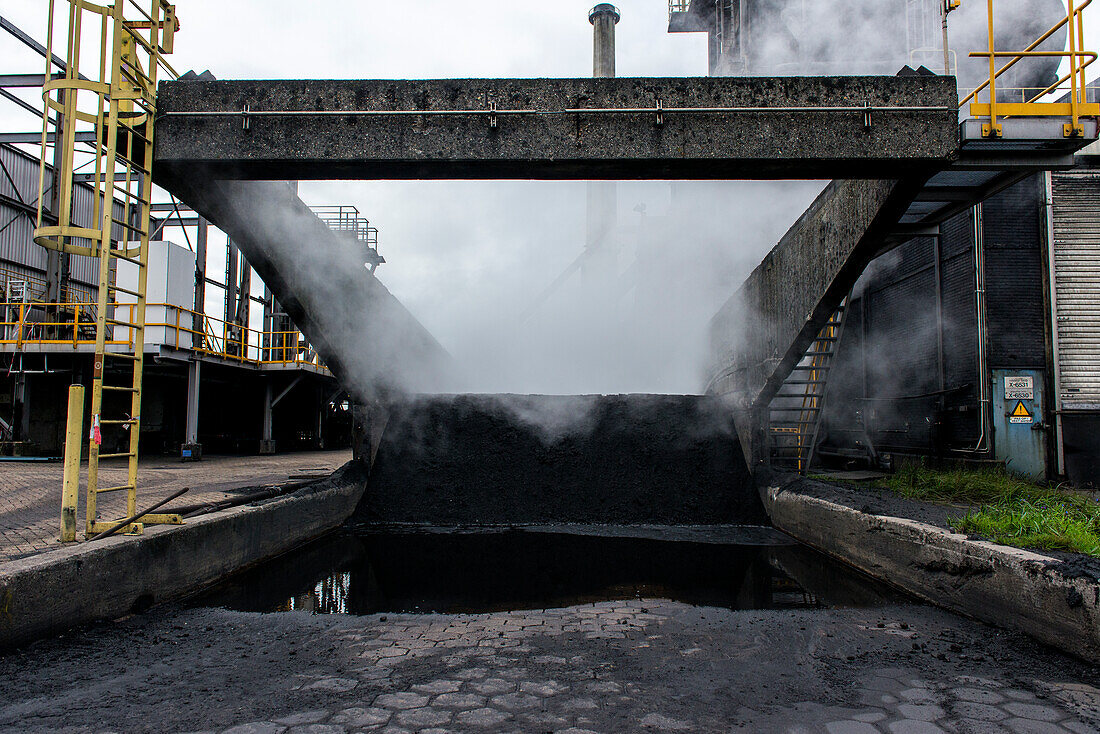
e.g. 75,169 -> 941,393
767,296 -> 850,474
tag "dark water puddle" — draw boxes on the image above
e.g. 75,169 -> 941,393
191,526 -> 907,615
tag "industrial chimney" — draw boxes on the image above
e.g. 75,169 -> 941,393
583,5 -> 620,293
589,4 -> 620,78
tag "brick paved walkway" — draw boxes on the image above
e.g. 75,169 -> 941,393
0,449 -> 352,563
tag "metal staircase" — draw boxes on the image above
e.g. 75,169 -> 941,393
767,296 -> 849,474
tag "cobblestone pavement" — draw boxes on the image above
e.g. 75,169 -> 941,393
0,599 -> 1096,733
0,450 -> 351,562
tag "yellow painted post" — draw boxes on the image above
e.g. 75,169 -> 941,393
60,384 -> 85,542
986,0 -> 1000,136
1077,4 -> 1088,98
1068,0 -> 1080,133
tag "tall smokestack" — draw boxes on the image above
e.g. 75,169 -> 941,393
584,5 -> 620,294
589,4 -> 620,78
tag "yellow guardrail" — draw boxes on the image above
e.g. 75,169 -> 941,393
963,0 -> 1099,137
0,300 -> 327,370
0,302 -> 132,348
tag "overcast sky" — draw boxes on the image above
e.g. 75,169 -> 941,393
5,2 -> 1086,395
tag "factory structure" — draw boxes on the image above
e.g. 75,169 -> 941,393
684,1 -> 1100,485
0,17 -> 382,459
1,0 -> 1099,493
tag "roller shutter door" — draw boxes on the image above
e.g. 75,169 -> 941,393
1051,172 -> 1100,409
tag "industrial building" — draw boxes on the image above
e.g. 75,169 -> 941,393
686,0 -> 1100,485
810,156 -> 1100,486
0,18 -> 381,459
3,0 -> 1098,495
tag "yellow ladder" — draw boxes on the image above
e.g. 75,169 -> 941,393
35,0 -> 180,536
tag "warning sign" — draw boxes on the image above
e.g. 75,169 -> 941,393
1004,375 -> 1034,400
1009,401 -> 1033,424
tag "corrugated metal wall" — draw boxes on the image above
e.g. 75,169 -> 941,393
939,209 -> 981,447
1051,171 -> 1100,410
982,176 -> 1048,370
0,144 -> 50,274
0,144 -> 126,296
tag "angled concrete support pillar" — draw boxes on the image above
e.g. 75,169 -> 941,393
708,176 -> 931,473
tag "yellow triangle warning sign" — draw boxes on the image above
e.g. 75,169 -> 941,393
1011,401 -> 1031,418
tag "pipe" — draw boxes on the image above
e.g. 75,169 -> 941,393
1043,170 -> 1066,476
176,483 -> 299,518
941,0 -> 952,76
586,5 -> 619,297
969,203 -> 992,453
162,104 -> 954,119
589,4 -> 620,78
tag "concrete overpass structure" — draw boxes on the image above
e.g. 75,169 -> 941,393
151,74 -> 1096,471
153,76 -> 959,181
152,75 -> 957,406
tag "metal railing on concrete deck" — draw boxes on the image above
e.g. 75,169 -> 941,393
0,300 -> 328,371
963,0 -> 1098,137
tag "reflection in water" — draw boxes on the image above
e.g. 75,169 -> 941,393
277,572 -> 352,614
194,528 -> 903,615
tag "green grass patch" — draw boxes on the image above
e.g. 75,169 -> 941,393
871,464 -> 1100,557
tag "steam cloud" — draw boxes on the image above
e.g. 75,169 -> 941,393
304,179 -> 827,397
288,0 -> 1068,401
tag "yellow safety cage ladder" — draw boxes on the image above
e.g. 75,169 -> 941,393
35,0 -> 180,536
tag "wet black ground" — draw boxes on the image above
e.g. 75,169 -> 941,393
192,525 -> 907,616
3,525 -> 1098,733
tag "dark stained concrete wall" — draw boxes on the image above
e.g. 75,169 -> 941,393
153,76 -> 959,182
707,177 -> 930,465
357,393 -> 762,525
710,178 -> 926,404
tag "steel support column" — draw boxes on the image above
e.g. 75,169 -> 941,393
181,360 -> 202,461
260,381 -> 275,455
193,216 -> 207,346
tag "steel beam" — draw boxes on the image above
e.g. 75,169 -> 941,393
0,74 -> 46,88
0,16 -> 79,77
0,132 -> 96,144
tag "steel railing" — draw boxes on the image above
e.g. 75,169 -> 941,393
963,0 -> 1099,137
0,300 -> 327,370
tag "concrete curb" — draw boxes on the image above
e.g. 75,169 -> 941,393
0,471 -> 366,650
762,479 -> 1100,663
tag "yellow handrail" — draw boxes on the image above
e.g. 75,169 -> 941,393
0,300 -> 329,370
963,0 -> 1098,137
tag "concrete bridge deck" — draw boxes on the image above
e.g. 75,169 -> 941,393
152,76 -> 959,182
151,73 -> 957,409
